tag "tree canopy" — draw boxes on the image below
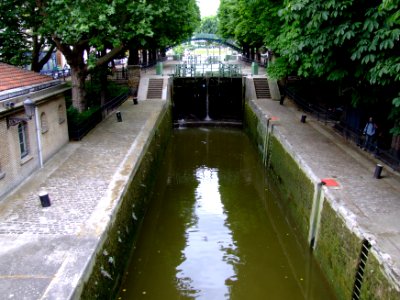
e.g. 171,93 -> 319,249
218,0 -> 400,133
196,16 -> 219,35
0,0 -> 200,111
218,0 -> 282,50
0,0 -> 56,71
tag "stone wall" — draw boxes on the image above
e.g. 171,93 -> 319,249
0,115 -> 39,199
78,105 -> 172,299
37,95 -> 69,163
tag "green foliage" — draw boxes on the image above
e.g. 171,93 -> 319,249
389,94 -> 400,135
218,0 -> 239,39
266,0 -> 400,133
0,0 -> 54,69
145,0 -> 200,49
67,71 -> 127,127
172,45 -> 185,56
31,0 -> 199,111
218,0 -> 283,48
67,105 -> 100,126
41,0 -> 154,47
267,57 -> 292,79
85,71 -> 129,107
0,1 -> 30,65
196,16 -> 219,34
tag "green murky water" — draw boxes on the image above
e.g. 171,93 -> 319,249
117,128 -> 336,300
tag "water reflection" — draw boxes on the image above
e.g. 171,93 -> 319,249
116,128 -> 336,300
176,167 -> 237,299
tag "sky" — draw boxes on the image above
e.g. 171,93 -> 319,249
197,0 -> 220,17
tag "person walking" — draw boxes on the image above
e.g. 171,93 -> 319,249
363,117 -> 378,152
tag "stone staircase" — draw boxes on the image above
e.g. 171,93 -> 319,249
146,78 -> 163,99
253,78 -> 271,99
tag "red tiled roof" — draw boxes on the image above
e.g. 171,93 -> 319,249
0,63 -> 53,92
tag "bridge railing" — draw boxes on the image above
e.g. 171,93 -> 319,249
173,63 -> 242,78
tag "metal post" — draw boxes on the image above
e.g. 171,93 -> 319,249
116,111 -> 122,122
373,164 -> 383,179
39,191 -> 51,207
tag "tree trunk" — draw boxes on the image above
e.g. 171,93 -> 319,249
128,47 -> 139,65
250,47 -> 255,61
31,35 -> 41,72
148,49 -> 154,64
142,49 -> 148,65
160,49 -> 166,58
53,37 -> 125,112
70,66 -> 87,112
100,66 -> 108,107
30,32 -> 57,73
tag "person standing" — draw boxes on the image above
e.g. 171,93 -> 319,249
363,117 -> 378,151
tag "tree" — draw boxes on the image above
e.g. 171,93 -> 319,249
146,0 -> 200,51
218,0 -> 239,40
0,0 -> 56,72
218,0 -> 283,59
269,0 -> 400,132
32,0 -> 200,112
33,0 -> 158,112
196,16 -> 219,34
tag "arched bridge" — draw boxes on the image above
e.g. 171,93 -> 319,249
188,33 -> 241,52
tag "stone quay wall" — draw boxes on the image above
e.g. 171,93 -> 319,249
243,99 -> 400,300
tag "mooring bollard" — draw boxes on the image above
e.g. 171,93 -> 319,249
116,111 -> 122,122
301,115 -> 307,123
374,164 -> 383,179
39,191 -> 51,207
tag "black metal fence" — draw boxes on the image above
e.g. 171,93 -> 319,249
101,92 -> 130,115
285,87 -> 400,172
68,92 -> 129,141
285,89 -> 341,125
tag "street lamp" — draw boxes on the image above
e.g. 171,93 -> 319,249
23,97 -> 35,119
6,97 -> 35,127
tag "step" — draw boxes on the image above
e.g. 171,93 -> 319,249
147,79 -> 163,99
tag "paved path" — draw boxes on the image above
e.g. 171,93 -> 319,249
0,59 -> 399,298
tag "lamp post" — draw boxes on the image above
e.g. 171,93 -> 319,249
23,97 -> 35,119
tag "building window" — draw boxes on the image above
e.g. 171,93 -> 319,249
18,122 -> 29,158
40,112 -> 48,133
58,104 -> 65,124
